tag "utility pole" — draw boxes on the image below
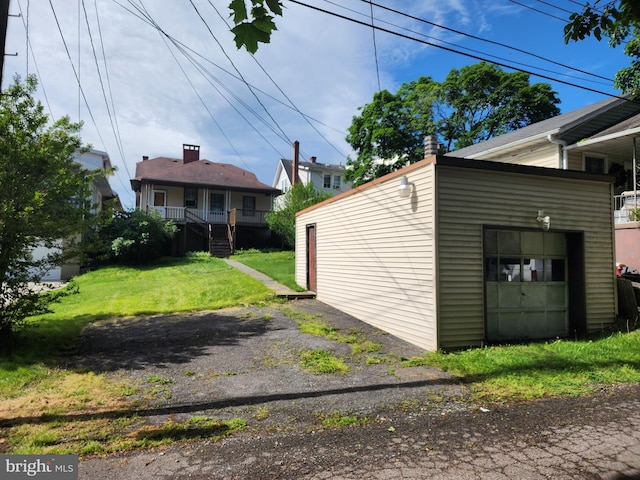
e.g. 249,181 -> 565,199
0,0 -> 9,88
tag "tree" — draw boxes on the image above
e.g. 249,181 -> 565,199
345,62 -> 561,186
0,75 -> 94,336
266,183 -> 331,248
564,1 -> 640,95
229,0 -> 284,53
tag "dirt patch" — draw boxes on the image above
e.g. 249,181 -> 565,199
67,300 -> 465,431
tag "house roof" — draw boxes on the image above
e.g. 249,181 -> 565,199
279,158 -> 346,184
131,157 -> 280,194
446,94 -> 640,159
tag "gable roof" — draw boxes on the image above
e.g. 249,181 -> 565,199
447,94 -> 640,159
131,157 -> 279,194
279,158 -> 346,184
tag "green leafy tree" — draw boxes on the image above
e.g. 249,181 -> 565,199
564,1 -> 640,95
229,0 -> 284,53
345,62 -> 560,186
266,183 -> 332,248
0,75 -> 94,336
95,209 -> 177,265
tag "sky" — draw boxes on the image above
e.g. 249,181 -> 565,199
1,0 -> 632,208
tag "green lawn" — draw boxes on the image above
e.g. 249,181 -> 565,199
233,249 -> 305,291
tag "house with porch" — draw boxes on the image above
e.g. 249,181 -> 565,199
295,95 -> 640,351
131,144 -> 280,256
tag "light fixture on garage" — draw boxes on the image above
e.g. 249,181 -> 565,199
536,210 -> 551,231
398,176 -> 413,198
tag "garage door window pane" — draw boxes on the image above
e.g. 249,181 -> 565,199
544,259 -> 565,281
500,258 -> 520,281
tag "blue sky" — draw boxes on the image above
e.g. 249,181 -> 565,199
2,0 -> 631,208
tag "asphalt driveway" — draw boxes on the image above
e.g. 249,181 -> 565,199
69,299 -> 464,430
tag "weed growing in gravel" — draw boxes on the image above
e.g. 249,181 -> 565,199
318,411 -> 369,428
299,350 -> 348,374
146,375 -> 174,385
253,408 -> 270,421
366,355 -> 395,365
282,308 -> 383,356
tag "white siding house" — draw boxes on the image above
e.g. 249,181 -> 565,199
272,157 -> 351,209
34,149 -> 118,281
296,155 -> 615,351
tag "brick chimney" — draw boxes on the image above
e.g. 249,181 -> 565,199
183,144 -> 200,164
142,155 -> 149,161
424,135 -> 439,157
292,140 -> 300,186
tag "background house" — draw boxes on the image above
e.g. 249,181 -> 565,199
36,148 -> 119,281
446,95 -> 640,269
296,155 -> 615,351
131,144 -> 280,256
272,150 -> 351,209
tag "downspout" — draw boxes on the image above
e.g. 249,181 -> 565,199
547,134 -> 568,169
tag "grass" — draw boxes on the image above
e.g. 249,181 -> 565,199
405,330 -> 640,402
233,249 -> 305,291
299,349 -> 349,374
317,410 -> 369,429
281,308 -> 383,355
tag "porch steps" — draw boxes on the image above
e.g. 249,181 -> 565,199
209,225 -> 232,258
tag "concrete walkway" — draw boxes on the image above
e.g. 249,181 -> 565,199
223,259 -> 315,300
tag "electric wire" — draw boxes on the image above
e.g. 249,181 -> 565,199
48,0 -> 131,195
207,0 -> 348,159
118,0 -> 345,160
368,1 -> 381,92
80,0 -> 131,180
132,0 -> 287,164
15,0 -> 53,117
187,0 -> 294,149
506,0 -> 567,23
291,0 -> 631,101
93,0 -> 131,180
534,0 -> 575,16
356,0 -> 614,83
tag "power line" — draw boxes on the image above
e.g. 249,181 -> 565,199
356,0 -> 613,83
506,0 -> 567,22
188,0 -> 293,148
80,0 -> 130,179
206,0 -> 348,159
290,0 -> 630,101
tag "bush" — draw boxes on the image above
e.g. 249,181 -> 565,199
95,210 -> 177,265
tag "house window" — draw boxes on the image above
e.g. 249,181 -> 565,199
153,190 -> 166,207
584,155 -> 606,174
210,193 -> 224,212
243,196 -> 256,216
323,174 -> 331,189
185,187 -> 198,208
333,175 -> 341,190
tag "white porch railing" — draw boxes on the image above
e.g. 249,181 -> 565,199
150,207 -> 269,225
614,192 -> 640,224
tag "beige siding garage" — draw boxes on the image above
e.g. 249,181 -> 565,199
296,155 -> 616,351
296,163 -> 439,351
